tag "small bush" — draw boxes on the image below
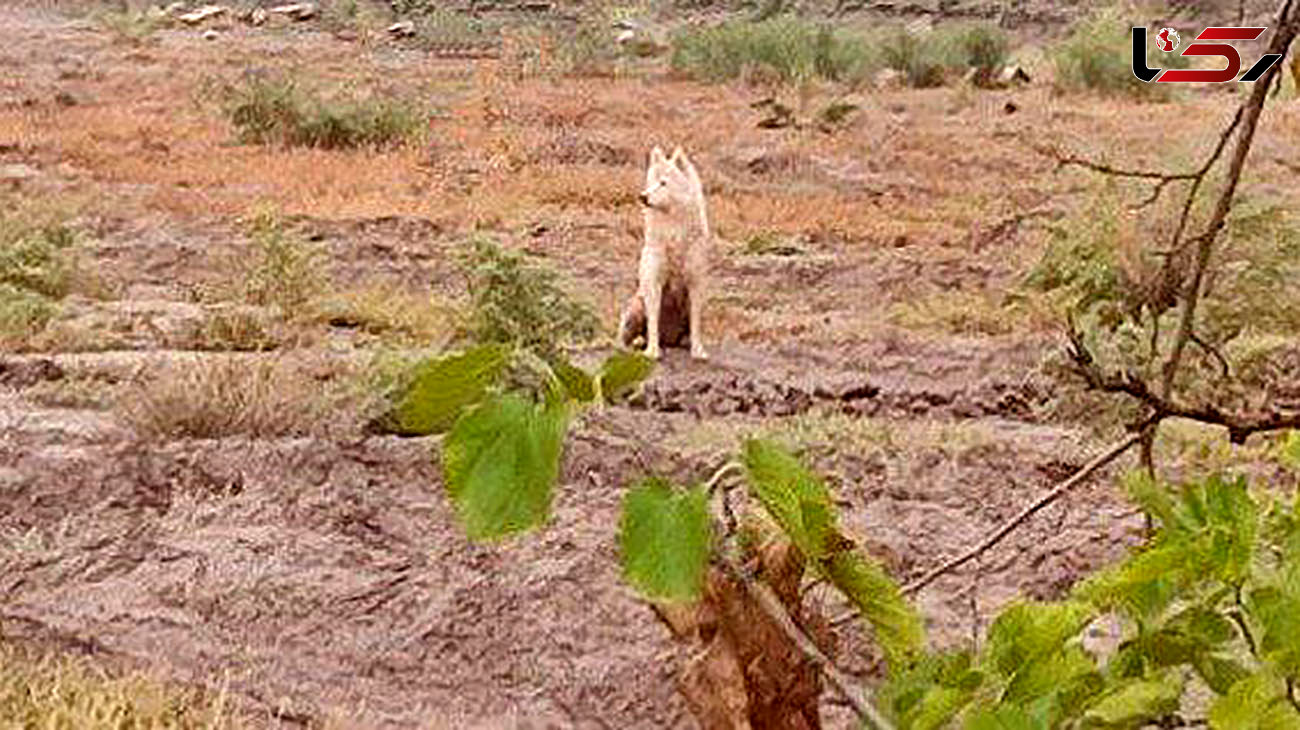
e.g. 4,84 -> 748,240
95,5 -> 170,45
0,208 -> 101,346
878,24 -> 963,88
457,235 -> 601,359
221,73 -> 423,150
1052,5 -> 1189,100
670,17 -> 874,85
955,21 -> 1010,72
232,207 -> 328,317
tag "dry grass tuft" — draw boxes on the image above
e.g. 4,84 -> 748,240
0,640 -> 243,729
117,354 -> 346,440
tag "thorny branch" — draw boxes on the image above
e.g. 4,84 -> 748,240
1045,7 -> 1300,462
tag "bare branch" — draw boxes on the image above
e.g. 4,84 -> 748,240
1161,6 -> 1300,398
902,434 -> 1142,596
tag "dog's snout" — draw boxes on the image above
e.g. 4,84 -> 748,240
638,192 -> 650,206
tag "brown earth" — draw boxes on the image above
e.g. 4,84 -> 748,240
3,2 -> 1300,728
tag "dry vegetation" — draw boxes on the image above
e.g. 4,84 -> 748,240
5,0 -> 1300,725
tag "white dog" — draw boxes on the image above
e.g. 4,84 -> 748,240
618,146 -> 712,360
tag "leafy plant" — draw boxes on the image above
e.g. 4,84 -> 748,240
457,234 -> 602,360
669,17 -> 875,85
1051,5 -> 1190,100
220,72 -> 423,150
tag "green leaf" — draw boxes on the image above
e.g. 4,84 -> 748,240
388,343 -> 510,435
963,703 -> 1045,730
1279,430 -> 1300,473
547,354 -> 596,404
1166,605 -> 1238,648
741,438 -> 836,560
1209,670 -> 1300,730
1082,670 -> 1182,727
1001,644 -> 1097,710
442,392 -> 570,540
827,551 -> 925,669
619,478 -> 711,602
597,350 -> 655,403
1122,469 -> 1177,531
1194,654 -> 1252,695
986,602 -> 1096,678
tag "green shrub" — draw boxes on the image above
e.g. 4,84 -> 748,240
670,17 -> 875,84
878,23 -> 964,88
1052,5 -> 1190,100
956,21 -> 1010,71
457,235 -> 601,359
0,211 -> 91,345
234,206 -> 328,316
221,73 -> 423,150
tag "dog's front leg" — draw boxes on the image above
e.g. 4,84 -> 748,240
639,251 -> 664,360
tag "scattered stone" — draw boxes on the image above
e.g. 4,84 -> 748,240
240,6 -> 267,25
1004,100 -> 1019,114
176,4 -> 227,24
202,28 -> 219,40
268,2 -> 317,20
874,68 -> 905,91
998,65 -> 1032,86
387,20 -> 415,37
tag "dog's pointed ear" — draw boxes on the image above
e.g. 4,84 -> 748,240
670,146 -> 686,167
678,151 -> 702,187
650,146 -> 666,164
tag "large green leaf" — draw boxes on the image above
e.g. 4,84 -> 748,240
442,392 -> 570,540
389,343 -> 510,435
827,551 -> 925,669
597,350 -> 655,403
740,438 -> 836,559
619,478 -> 711,602
986,602 -> 1096,678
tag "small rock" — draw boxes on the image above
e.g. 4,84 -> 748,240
53,90 -> 78,107
998,65 -> 1031,85
177,4 -> 227,24
268,2 -> 316,20
1,163 -> 38,190
245,7 -> 267,24
1004,100 -> 1018,114
202,28 -> 219,40
386,20 -> 415,37
874,68 -> 905,91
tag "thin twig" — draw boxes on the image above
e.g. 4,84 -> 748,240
1161,2 -> 1299,399
902,434 -> 1142,596
717,552 -> 897,730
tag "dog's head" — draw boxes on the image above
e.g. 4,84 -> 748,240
639,146 -> 702,211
